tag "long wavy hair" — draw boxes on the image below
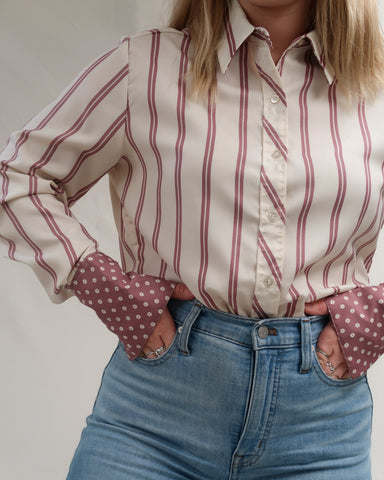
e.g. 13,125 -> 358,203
169,0 -> 384,99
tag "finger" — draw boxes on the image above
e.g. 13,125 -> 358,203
327,361 -> 350,380
172,283 -> 195,301
304,299 -> 328,316
157,309 -> 177,346
140,308 -> 176,358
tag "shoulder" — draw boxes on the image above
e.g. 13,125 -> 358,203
121,27 -> 191,57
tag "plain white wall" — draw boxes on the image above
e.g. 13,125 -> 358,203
0,1 -> 383,478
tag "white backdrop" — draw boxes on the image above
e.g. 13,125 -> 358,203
0,1 -> 383,478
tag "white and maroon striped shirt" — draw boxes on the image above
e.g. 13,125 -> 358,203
1,1 -> 384,374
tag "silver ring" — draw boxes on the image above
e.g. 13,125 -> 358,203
154,345 -> 167,357
316,347 -> 330,359
326,361 -> 336,373
142,345 -> 167,358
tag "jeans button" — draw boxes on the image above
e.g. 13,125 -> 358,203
258,325 -> 269,339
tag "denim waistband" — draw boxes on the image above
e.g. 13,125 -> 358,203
168,299 -> 329,351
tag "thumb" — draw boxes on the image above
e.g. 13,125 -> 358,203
172,283 -> 195,301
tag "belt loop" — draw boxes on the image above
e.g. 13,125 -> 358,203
178,301 -> 203,356
300,318 -> 312,374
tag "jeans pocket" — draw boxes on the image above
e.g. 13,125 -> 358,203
311,347 -> 367,387
134,328 -> 180,366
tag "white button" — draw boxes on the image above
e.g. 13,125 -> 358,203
268,212 -> 278,223
272,150 -> 281,159
270,95 -> 280,104
178,326 -> 183,334
263,277 -> 274,288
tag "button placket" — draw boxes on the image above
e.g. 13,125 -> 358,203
253,49 -> 288,316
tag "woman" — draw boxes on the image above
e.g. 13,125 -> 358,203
1,0 -> 384,478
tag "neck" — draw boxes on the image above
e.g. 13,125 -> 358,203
238,1 -> 311,63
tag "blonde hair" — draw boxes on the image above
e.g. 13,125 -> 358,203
169,0 -> 384,99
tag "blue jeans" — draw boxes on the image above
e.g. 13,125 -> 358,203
67,299 -> 372,479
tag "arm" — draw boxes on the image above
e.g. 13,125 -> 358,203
0,39 -> 179,356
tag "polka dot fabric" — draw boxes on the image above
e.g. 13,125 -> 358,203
325,284 -> 384,378
68,252 -> 176,360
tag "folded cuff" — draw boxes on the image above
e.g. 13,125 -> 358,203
68,252 -> 176,359
325,284 -> 384,378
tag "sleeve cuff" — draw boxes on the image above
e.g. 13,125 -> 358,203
325,284 -> 384,378
68,252 -> 176,359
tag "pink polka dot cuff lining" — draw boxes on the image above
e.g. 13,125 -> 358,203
68,252 -> 176,360
325,284 -> 384,378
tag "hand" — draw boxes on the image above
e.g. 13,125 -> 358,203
140,284 -> 195,359
305,299 -> 350,380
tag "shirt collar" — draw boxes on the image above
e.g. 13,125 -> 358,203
218,0 -> 335,85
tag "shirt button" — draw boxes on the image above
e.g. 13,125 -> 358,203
258,325 -> 269,339
263,277 -> 274,288
268,212 -> 278,223
270,94 -> 280,104
272,150 -> 281,159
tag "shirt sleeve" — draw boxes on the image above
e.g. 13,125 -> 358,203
68,252 -> 176,359
0,38 -> 130,302
325,284 -> 384,378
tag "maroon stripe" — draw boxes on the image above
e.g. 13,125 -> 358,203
252,296 -> 267,318
28,65 -> 129,178
224,14 -> 236,57
0,234 -> 16,260
61,112 -> 126,184
79,223 -> 98,252
0,46 -> 120,201
258,232 -> 282,288
148,31 -> 163,254
173,34 -> 191,276
295,51 -> 315,276
363,251 -> 375,273
262,116 -> 288,161
260,167 -> 286,223
159,260 -> 167,278
321,83 -> 347,286
29,193 -> 78,266
67,172 -> 108,205
125,112 -> 148,275
339,101 -> 372,283
283,296 -> 298,317
252,30 -> 272,47
198,92 -> 219,310
118,156 -> 136,273
278,55 -> 287,76
255,65 -> 287,107
3,203 -> 60,293
228,43 -> 248,313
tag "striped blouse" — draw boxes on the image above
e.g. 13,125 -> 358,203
1,1 -> 384,375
